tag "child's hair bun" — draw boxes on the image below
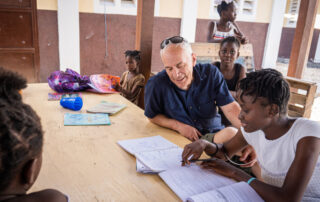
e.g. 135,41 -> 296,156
124,50 -> 141,61
0,67 -> 27,100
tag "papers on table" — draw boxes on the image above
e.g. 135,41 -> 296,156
86,101 -> 126,115
186,182 -> 264,202
117,135 -> 178,155
135,147 -> 183,173
118,136 -> 264,202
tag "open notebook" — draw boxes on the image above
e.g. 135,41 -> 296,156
159,165 -> 263,202
118,136 -> 263,202
118,136 -> 182,173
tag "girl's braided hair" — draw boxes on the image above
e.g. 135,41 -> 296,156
238,68 -> 290,114
0,67 -> 43,190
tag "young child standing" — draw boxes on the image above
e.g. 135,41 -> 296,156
0,67 -> 67,202
182,69 -> 320,201
208,0 -> 247,44
214,36 -> 246,126
115,50 -> 145,105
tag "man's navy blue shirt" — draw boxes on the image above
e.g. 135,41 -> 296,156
144,63 -> 234,134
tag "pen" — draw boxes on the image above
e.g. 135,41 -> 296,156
181,158 -> 215,163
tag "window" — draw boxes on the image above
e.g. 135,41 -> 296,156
94,0 -> 137,15
285,0 -> 300,27
210,0 -> 258,21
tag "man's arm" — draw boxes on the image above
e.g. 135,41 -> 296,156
220,101 -> 241,128
148,114 -> 202,141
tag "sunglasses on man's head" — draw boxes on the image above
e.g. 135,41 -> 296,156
160,36 -> 187,49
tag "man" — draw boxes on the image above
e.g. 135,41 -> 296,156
144,36 -> 241,143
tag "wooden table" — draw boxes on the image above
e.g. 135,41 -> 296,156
24,83 -> 190,202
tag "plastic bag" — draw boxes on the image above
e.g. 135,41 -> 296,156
48,68 -> 91,93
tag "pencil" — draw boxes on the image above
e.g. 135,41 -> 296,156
181,158 -> 214,163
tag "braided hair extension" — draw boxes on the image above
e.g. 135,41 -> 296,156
238,68 -> 290,115
124,50 -> 141,63
0,67 -> 43,191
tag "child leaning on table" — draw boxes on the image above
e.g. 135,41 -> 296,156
182,69 -> 320,201
115,50 -> 145,106
0,67 -> 67,202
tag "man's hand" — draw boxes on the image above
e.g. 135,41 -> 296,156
176,122 -> 202,141
239,145 -> 257,167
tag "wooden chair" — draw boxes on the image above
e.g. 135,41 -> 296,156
191,43 -> 255,72
286,77 -> 318,118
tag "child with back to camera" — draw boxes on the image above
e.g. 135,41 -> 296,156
182,69 -> 320,201
0,67 -> 67,202
115,50 -> 145,106
214,36 -> 246,127
208,0 -> 248,44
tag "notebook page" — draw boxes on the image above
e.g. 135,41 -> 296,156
186,181 -> 264,202
159,165 -> 235,201
136,159 -> 156,174
135,147 -> 183,173
117,136 -> 178,155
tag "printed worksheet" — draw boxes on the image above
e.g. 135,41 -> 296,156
159,165 -> 235,201
186,182 -> 264,202
117,135 -> 178,155
135,147 -> 183,173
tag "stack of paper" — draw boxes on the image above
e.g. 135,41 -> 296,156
87,101 -> 126,115
118,135 -> 182,173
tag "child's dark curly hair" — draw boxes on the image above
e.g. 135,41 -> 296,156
0,67 -> 43,191
238,68 -> 290,115
124,50 -> 141,63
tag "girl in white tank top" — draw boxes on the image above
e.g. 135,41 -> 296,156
209,0 -> 247,44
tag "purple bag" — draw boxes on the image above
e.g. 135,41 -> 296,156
48,68 -> 91,93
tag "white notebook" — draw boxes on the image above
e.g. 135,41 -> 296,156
117,135 -> 178,155
186,181 -> 264,202
159,165 -> 264,202
118,136 -> 181,173
135,147 -> 183,173
136,159 -> 155,174
119,136 -> 263,201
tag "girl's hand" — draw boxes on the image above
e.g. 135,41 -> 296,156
181,139 -> 207,165
239,145 -> 257,167
201,158 -> 250,181
234,28 -> 248,44
114,83 -> 122,92
240,36 -> 248,44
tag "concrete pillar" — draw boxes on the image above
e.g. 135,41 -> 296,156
180,0 -> 198,42
262,0 -> 287,68
58,0 -> 80,72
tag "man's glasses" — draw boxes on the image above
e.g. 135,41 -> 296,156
160,36 -> 187,49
